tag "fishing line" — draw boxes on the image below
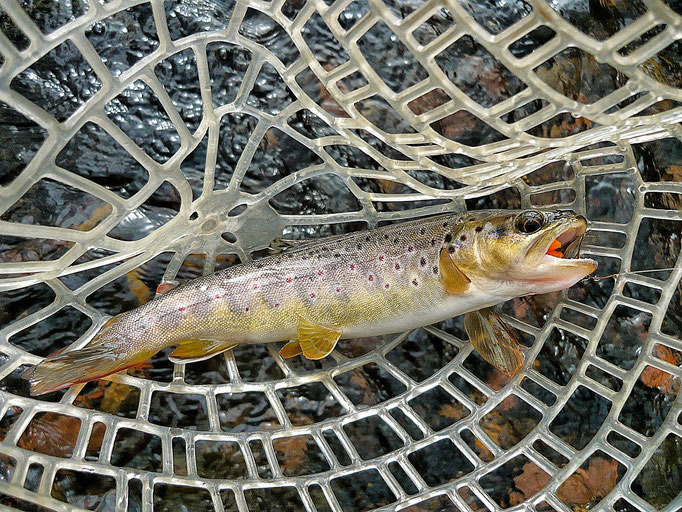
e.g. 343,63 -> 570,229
582,268 -> 679,282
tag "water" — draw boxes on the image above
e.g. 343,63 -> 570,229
0,0 -> 681,511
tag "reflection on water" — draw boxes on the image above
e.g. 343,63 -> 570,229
0,0 -> 681,510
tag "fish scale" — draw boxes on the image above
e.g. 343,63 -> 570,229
157,213 -> 458,343
24,209 -> 597,395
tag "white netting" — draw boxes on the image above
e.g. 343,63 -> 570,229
0,0 -> 681,510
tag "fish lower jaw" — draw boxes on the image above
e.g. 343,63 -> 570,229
540,254 -> 598,274
515,256 -> 597,294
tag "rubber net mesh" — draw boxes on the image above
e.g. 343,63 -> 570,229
0,0 -> 681,510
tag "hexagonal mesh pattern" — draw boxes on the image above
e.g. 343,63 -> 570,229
0,0 -> 681,511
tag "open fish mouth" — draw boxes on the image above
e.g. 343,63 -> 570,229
545,224 -> 586,259
525,215 -> 595,270
522,214 -> 598,285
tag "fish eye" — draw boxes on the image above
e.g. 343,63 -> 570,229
515,211 -> 545,234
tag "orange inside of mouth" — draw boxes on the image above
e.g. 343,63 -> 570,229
546,239 -> 563,258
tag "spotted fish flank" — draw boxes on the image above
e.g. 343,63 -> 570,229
24,210 -> 597,395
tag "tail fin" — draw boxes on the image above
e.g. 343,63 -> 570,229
22,347 -> 138,396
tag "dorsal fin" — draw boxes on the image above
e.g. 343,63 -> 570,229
268,238 -> 308,254
268,233 -> 351,255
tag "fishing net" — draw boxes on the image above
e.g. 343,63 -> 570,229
0,0 -> 681,510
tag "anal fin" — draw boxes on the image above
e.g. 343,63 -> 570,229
169,339 -> 239,364
279,340 -> 303,358
439,248 -> 471,294
464,308 -> 524,376
297,316 -> 341,360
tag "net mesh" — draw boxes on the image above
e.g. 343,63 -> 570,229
0,0 -> 681,510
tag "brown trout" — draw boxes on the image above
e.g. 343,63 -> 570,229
24,210 -> 597,395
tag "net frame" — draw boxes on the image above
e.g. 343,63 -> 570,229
0,0 -> 680,510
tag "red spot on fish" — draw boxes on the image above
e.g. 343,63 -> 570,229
178,307 -> 186,312
275,303 -> 280,308
286,277 -> 292,283
385,283 -> 390,289
395,263 -> 401,270
253,284 -> 258,290
378,255 -> 385,261
408,246 -> 414,252
336,287 -> 341,293
368,275 -> 374,282
350,264 -> 355,271
310,293 -> 316,299
148,317 -> 153,322
317,269 -> 323,275
412,279 -> 418,286
245,307 -> 250,312
215,294 -> 221,299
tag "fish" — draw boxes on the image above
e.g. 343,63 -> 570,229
23,209 -> 597,395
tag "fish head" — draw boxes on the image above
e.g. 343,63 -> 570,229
448,210 -> 597,296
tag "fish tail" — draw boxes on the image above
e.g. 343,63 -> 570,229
22,346 -> 144,396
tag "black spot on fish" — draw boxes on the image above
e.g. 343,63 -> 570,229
412,278 -> 418,286
334,253 -> 341,258
384,234 -> 389,239
433,266 -> 438,274
420,227 -> 426,235
448,246 -> 455,254
420,257 -> 427,266
460,235 -> 466,241
444,234 -> 452,243
475,226 -> 483,232
365,235 -> 371,242
357,243 -> 362,250
443,222 -> 448,228
493,226 -> 507,238
394,238 -> 400,245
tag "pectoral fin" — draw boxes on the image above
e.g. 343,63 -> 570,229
169,339 -> 239,364
297,316 -> 342,360
464,308 -> 524,376
279,340 -> 303,358
439,248 -> 471,294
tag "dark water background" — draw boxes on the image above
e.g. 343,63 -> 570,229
0,0 -> 681,511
